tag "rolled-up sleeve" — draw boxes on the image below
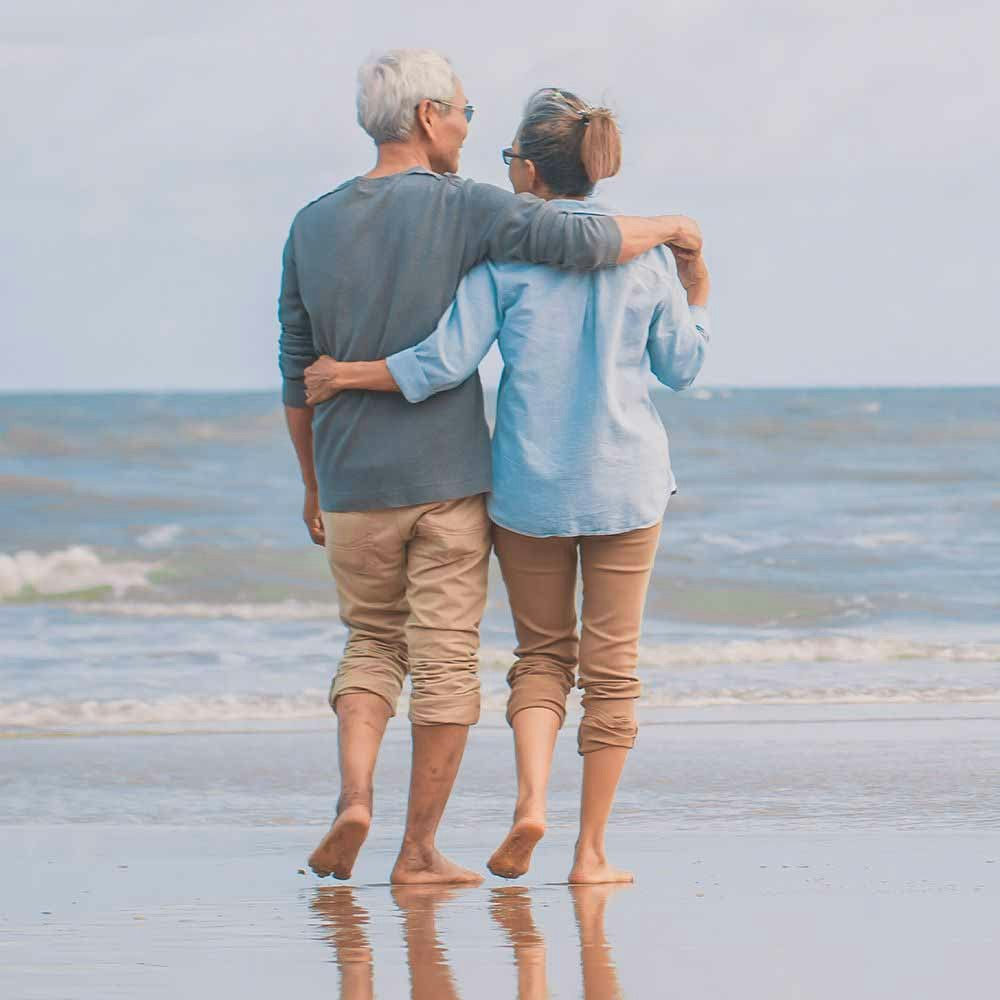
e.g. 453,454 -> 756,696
386,263 -> 504,403
467,182 -> 621,270
277,227 -> 317,408
648,269 -> 710,391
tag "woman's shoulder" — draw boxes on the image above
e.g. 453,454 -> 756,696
623,245 -> 682,298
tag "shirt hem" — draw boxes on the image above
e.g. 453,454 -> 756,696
320,477 -> 491,513
487,501 -> 671,539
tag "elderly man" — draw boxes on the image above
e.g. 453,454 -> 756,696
279,48 -> 701,885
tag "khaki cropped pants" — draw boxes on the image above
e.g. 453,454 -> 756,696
492,521 -> 662,755
322,495 -> 491,727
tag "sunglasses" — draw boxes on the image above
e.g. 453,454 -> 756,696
502,147 -> 530,166
431,99 -> 476,123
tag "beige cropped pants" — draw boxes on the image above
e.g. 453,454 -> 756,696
492,521 -> 662,755
322,495 -> 491,726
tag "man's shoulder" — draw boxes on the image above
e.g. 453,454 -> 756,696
290,179 -> 361,224
290,170 -> 488,225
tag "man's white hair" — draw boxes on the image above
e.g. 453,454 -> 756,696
356,49 -> 459,145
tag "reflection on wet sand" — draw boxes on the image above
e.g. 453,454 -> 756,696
570,885 -> 628,1000
312,886 -> 375,1000
312,882 -> 630,1000
491,887 -> 548,1000
392,886 -> 462,1000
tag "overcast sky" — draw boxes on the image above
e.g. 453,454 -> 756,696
3,0 -> 998,391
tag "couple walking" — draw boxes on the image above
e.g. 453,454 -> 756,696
278,49 -> 710,886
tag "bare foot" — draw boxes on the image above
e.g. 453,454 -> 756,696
487,817 -> 546,879
568,850 -> 634,885
391,842 -> 483,886
308,803 -> 371,879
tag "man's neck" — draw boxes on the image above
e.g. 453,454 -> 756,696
365,143 -> 434,179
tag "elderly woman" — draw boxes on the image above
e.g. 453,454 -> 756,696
306,87 -> 710,884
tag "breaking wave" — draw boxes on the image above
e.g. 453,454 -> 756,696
635,636 -> 1000,666
0,546 -> 157,601
4,683 -> 1000,731
66,599 -> 340,621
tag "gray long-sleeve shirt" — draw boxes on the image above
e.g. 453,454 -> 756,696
278,166 -> 621,512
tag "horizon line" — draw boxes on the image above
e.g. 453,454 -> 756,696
1,383 -> 997,396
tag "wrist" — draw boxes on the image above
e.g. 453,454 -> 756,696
340,360 -> 374,390
686,279 -> 710,307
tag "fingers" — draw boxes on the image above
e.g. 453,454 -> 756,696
305,383 -> 335,406
308,516 -> 326,546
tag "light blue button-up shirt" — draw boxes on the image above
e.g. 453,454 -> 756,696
386,198 -> 710,538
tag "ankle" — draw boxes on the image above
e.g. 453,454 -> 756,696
399,834 -> 437,855
336,791 -> 373,816
513,795 -> 547,823
573,839 -> 607,863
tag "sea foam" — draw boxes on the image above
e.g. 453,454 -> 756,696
0,546 -> 156,600
635,636 -> 1000,666
4,683 -> 1000,731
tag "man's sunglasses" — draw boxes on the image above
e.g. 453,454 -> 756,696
430,99 -> 476,123
502,147 -> 530,166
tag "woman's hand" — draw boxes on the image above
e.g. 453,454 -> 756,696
304,356 -> 344,405
673,249 -> 710,307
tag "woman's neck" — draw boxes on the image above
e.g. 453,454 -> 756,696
532,183 -> 586,201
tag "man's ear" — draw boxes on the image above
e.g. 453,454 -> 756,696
413,99 -> 438,140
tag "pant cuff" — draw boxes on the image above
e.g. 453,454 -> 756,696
577,717 -> 638,756
409,694 -> 481,727
329,680 -> 401,718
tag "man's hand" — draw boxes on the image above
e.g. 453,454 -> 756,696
304,356 -> 344,406
303,485 -> 325,546
661,215 -> 702,253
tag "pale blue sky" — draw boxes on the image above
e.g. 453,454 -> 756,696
2,0 -> 998,391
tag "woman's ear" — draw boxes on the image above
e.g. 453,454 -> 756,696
524,159 -> 540,194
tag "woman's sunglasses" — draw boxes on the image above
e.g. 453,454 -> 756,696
502,147 -> 530,166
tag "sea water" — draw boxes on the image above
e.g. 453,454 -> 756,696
1,387 -> 998,737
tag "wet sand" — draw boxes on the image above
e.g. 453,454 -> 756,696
3,708 -> 999,998
4,825 -> 998,999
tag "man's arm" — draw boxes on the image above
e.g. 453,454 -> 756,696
305,264 -> 503,405
615,215 -> 702,264
469,181 -> 702,270
278,229 -> 319,408
284,405 -> 325,546
277,226 -> 324,546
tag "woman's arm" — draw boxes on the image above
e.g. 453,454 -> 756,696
305,263 -> 504,405
647,250 -> 711,391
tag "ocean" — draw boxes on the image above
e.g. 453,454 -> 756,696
1,387 -> 998,743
